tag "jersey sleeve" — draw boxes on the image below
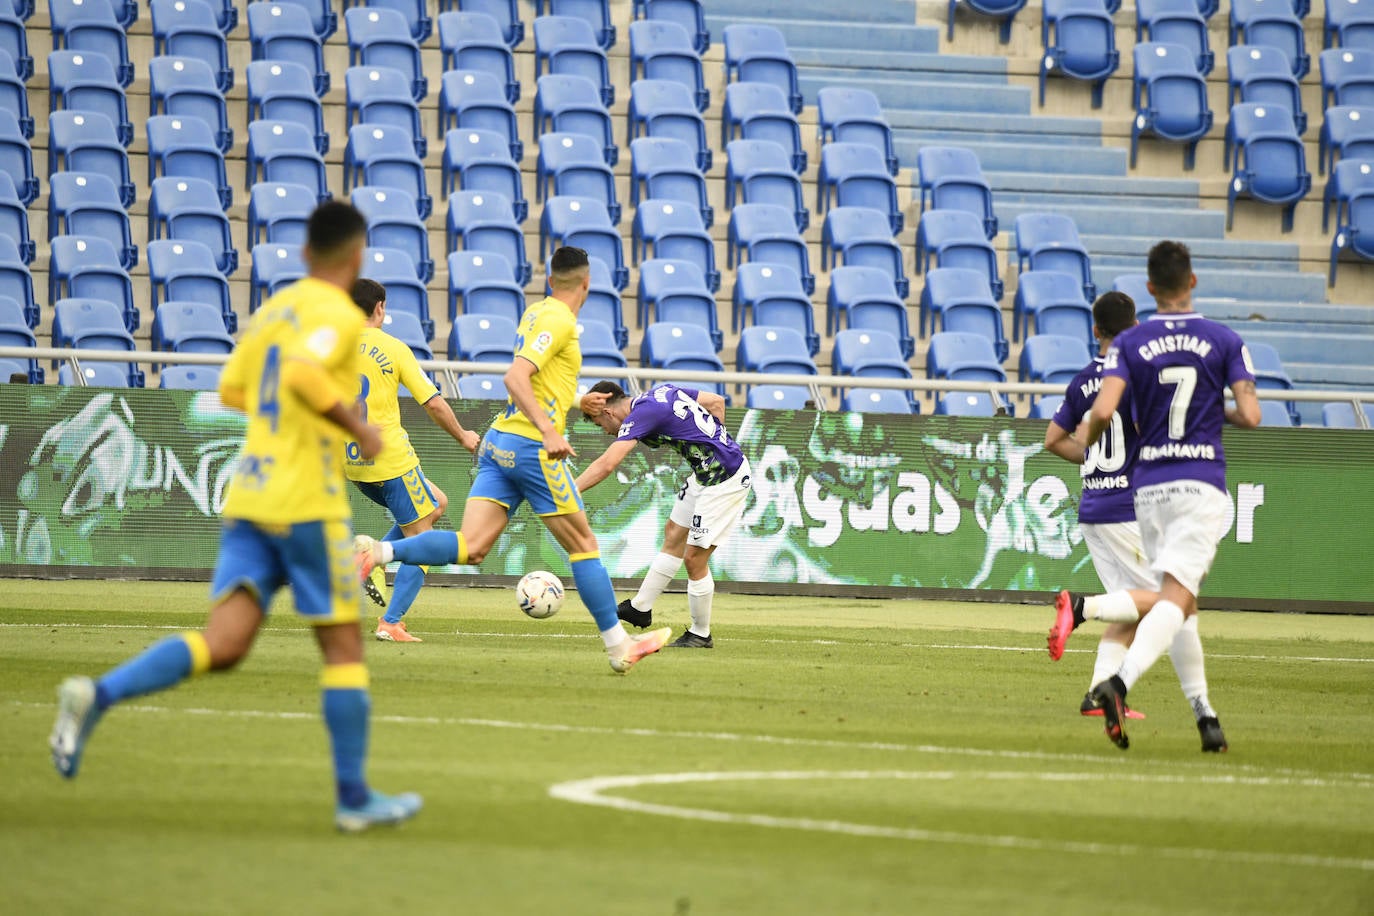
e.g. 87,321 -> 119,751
396,343 -> 440,404
218,336 -> 248,399
1050,383 -> 1085,430
616,401 -> 662,441
294,306 -> 362,371
1102,341 -> 1129,382
1228,334 -> 1258,387
513,308 -> 574,373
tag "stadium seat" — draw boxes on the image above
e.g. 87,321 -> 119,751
822,206 -> 908,298
0,6 -> 30,81
951,0 -> 1029,44
1319,106 -> 1374,177
1019,333 -> 1091,383
445,190 -> 530,284
448,313 -> 517,362
843,387 -> 917,414
638,258 -> 720,348
1132,42 -> 1213,169
817,87 -> 899,177
728,203 -> 814,295
58,361 -> 134,388
575,256 -> 628,346
916,209 -> 1002,299
346,66 -> 425,159
48,50 -> 131,147
159,365 -> 222,390
641,322 -> 724,377
150,0 -> 232,94
919,267 -> 1008,359
1258,399 -> 1295,427
51,298 -> 143,386
346,124 -> 431,219
832,328 -> 913,394
537,15 -> 614,107
936,391 -> 1006,416
1321,402 -> 1362,427
351,186 -> 434,283
1112,273 -> 1159,320
632,199 -> 719,291
448,250 -> 524,324
1230,0 -> 1308,79
723,24 -> 801,114
146,114 -> 230,209
277,0 -> 336,39
361,247 -> 433,340
540,0 -> 614,50
1013,213 -> 1095,300
926,332 -> 1007,382
1330,162 -> 1374,281
0,235 -> 35,326
247,181 -> 316,246
747,384 -> 811,410
627,78 -> 710,171
345,7 -> 426,102
1226,46 -> 1307,149
721,82 -> 806,173
49,235 -> 137,331
1320,49 -> 1374,111
818,142 -> 903,234
577,317 -> 627,369
1013,269 -> 1092,343
0,108 -> 33,204
149,176 -> 237,275
0,48 -> 30,139
1326,0 -> 1374,49
1326,157 -> 1374,236
445,128 -> 529,221
50,0 -> 133,87
246,61 -> 329,155
629,19 -> 707,112
346,0 -> 431,43
249,242 -> 305,314
445,0 -> 523,47
630,136 -> 712,227
1245,340 -> 1300,421
537,132 -> 619,223
1226,103 -> 1311,232
826,265 -> 913,356
732,262 -> 817,352
916,146 -> 997,238
247,120 -> 329,202
456,373 -> 509,400
248,2 -> 329,97
736,326 -> 817,377
439,70 -> 523,162
725,139 -> 807,232
1029,394 -> 1065,419
1136,0 -> 1213,75
534,74 -> 617,165
151,300 -> 233,358
634,0 -> 708,52
147,238 -> 233,329
0,294 -> 40,380
438,11 -> 520,103
1040,0 -> 1118,108
540,196 -> 626,288
0,170 -> 30,264
149,57 -> 231,155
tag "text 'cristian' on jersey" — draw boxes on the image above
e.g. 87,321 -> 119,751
616,384 -> 745,486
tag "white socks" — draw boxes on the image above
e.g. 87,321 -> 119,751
1168,615 -> 1216,720
686,574 -> 714,637
1090,639 -> 1129,690
632,552 -> 683,612
1118,600 -> 1185,691
600,622 -> 629,651
1084,591 -> 1140,624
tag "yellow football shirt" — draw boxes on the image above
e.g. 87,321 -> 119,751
491,296 -> 582,442
219,277 -> 365,524
345,325 -> 440,482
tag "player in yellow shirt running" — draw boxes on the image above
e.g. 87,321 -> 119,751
48,202 -> 423,832
345,278 -> 481,643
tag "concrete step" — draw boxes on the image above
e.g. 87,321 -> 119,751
797,75 -> 1030,115
703,0 -> 919,27
798,53 -> 1006,84
997,201 -> 1227,240
985,172 -> 1200,205
704,15 -> 939,53
1284,363 -> 1374,389
1227,328 -> 1374,366
895,138 -> 1127,176
1090,267 -> 1331,303
888,109 -> 1102,143
1081,236 -> 1301,273
1194,299 -> 1374,326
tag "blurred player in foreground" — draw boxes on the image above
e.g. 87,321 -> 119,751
49,203 -> 423,831
345,279 -> 481,643
576,381 -> 753,648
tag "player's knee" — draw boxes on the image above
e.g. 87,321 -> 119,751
433,488 -> 448,516
206,636 -> 252,670
464,540 -> 490,564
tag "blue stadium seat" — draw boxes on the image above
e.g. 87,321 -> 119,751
445,190 -> 530,284
0,6 -> 31,81
641,321 -> 723,376
362,246 -> 433,340
382,307 -> 434,367
737,325 -> 817,376
345,0 -> 431,43
249,241 -> 305,313
276,0 -> 336,39
448,250 -> 524,324
345,6 -> 426,102
148,238 -> 233,329
1330,163 -> 1374,281
936,391 -> 1007,416
248,2 -> 329,97
444,128 -> 527,220
725,139 -> 806,232
448,313 -> 517,362
1013,212 -> 1094,300
822,206 -> 907,298
1230,0 -> 1308,78
832,329 -> 913,395
540,0 -> 614,50
1226,103 -> 1311,232
634,0 -> 708,54
534,74 -> 616,165
48,50 -> 131,146
247,120 -> 329,202
723,23 -> 801,114
149,176 -> 237,275
1227,46 -> 1307,150
351,186 -> 434,283
951,0 -> 1029,44
577,317 -> 627,368
439,70 -> 523,161
0,293 -> 40,380
346,66 -> 425,159
1026,293 -> 1093,352
632,199 -> 719,290
149,56 -> 231,154
915,146 -> 997,239
1258,399 -> 1295,427
1326,0 -> 1374,49
49,235 -> 137,331
151,300 -> 233,358
0,48 -> 31,139
0,108 -> 33,203
146,114 -> 230,209
159,365 -> 222,390
1019,333 -> 1091,383
537,15 -> 614,107
630,136 -> 712,227
1040,0 -> 1118,108
150,0 -> 232,93
1321,402 -> 1361,427
1029,394 -> 1065,419
59,360 -> 134,387
627,79 -> 710,171
456,373 -> 510,400
843,387 -> 917,415
638,258 -> 720,348
1137,0 -> 1213,75
818,142 -> 903,234
915,209 -> 1001,298
728,203 -> 814,295
1131,42 -> 1213,169
50,0 -> 133,87
629,19 -> 707,112
1319,106 -> 1374,177
346,123 -> 431,219
721,82 -> 805,173
537,131 -> 619,222
443,0 -> 523,47
926,331 -> 1007,382
52,297 -> 143,386
1320,49 -> 1374,110
573,256 -> 628,346
1013,269 -> 1091,343
817,87 -> 899,177
920,267 -> 1008,359
438,12 -> 520,103
733,262 -> 817,352
747,384 -> 810,410
826,265 -> 912,356
1244,339 -> 1300,421
540,196 -> 626,288
1111,273 -> 1160,320
247,181 -> 315,246
0,235 -> 35,326
1326,156 -> 1374,238
0,170 -> 30,263
246,60 -> 329,155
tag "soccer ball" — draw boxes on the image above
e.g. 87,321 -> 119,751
516,570 -> 564,619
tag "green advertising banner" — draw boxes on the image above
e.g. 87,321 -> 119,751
1,385 -> 1370,611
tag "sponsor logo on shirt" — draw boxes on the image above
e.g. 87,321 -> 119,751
531,331 -> 553,354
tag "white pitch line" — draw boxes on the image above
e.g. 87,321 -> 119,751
548,770 -> 1374,872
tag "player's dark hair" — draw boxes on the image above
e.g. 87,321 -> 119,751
1147,240 -> 1193,297
549,246 -> 590,289
350,278 -> 386,317
1092,291 -> 1137,339
306,201 -> 368,263
587,379 -> 629,404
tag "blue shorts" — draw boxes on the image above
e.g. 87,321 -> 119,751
468,428 -> 584,517
352,465 -> 439,526
210,518 -> 361,624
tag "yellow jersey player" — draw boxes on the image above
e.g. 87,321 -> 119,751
355,246 -> 672,673
345,278 -> 481,643
49,202 -> 423,832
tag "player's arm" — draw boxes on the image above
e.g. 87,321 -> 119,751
572,438 -> 638,493
1226,379 -> 1262,429
282,357 -> 381,459
695,390 -> 727,425
1043,420 -> 1085,464
423,394 -> 481,453
1084,376 -> 1126,447
504,356 -> 575,460
217,344 -> 248,410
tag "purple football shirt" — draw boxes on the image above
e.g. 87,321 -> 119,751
1052,357 -> 1138,525
1103,312 -> 1255,492
617,384 -> 745,485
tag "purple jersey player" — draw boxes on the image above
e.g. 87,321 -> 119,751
576,382 -> 754,648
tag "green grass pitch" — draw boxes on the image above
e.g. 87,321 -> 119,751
2,578 -> 1372,915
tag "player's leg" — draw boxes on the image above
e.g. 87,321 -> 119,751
374,469 -> 445,641
672,543 -> 718,648
668,464 -> 750,648
350,480 -> 400,610
618,481 -> 693,628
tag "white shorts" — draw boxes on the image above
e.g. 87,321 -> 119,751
669,459 -> 753,549
1133,480 -> 1232,596
1079,520 -> 1154,592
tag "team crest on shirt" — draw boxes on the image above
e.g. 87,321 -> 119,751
531,331 -> 554,354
